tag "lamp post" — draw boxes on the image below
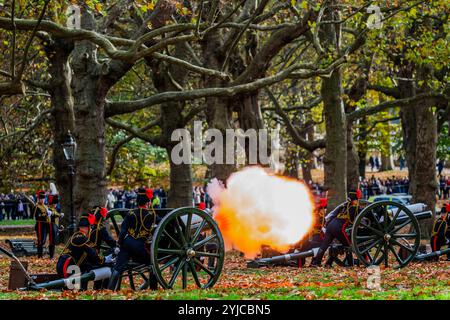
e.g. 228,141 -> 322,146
62,131 -> 77,236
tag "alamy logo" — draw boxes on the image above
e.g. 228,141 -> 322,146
366,5 -> 383,29
170,121 -> 282,171
366,265 -> 381,290
65,265 -> 81,290
66,5 -> 81,29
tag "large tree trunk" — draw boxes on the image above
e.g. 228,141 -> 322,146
70,12 -> 108,218
399,66 -> 436,238
380,148 -> 394,171
320,7 -> 347,208
346,120 -> 360,190
166,144 -> 194,207
322,70 -> 347,208
202,32 -> 236,183
47,39 -> 75,230
149,41 -> 193,207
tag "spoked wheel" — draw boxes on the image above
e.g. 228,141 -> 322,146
351,201 -> 421,269
150,207 -> 225,289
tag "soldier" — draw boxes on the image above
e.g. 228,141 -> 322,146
48,194 -> 63,258
311,189 -> 362,267
430,204 -> 450,261
89,206 -> 117,252
108,187 -> 157,290
56,213 -> 114,289
296,197 -> 327,267
33,190 -> 50,258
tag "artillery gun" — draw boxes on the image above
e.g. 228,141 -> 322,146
1,207 -> 225,291
248,201 -> 447,269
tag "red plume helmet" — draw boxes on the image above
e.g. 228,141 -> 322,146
87,213 -> 96,226
356,189 -> 362,200
319,198 -> 328,209
100,207 -> 108,219
146,188 -> 154,201
198,202 -> 206,210
36,190 -> 46,199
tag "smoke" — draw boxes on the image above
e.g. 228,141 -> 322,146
207,166 -> 314,258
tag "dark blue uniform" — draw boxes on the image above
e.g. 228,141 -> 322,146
113,207 -> 156,272
90,220 -> 117,252
56,231 -> 104,278
33,203 -> 50,258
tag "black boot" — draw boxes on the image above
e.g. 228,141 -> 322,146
310,248 -> 326,267
149,271 -> 158,290
49,245 -> 55,259
107,270 -> 121,291
37,245 -> 43,258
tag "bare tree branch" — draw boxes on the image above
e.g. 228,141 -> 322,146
347,93 -> 448,122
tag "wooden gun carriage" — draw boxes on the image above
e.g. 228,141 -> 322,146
1,206 -> 225,291
248,200 -> 448,269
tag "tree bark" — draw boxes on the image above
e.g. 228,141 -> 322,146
149,41 -> 193,207
46,39 -> 75,229
399,66 -> 437,238
202,32 -> 236,183
70,12 -> 108,218
322,69 -> 347,208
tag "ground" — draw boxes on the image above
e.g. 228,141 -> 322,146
0,249 -> 449,300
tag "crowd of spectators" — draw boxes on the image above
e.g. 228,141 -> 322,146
0,192 -> 34,221
107,187 -> 168,210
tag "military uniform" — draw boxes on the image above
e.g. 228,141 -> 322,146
430,205 -> 450,260
311,189 -> 362,266
296,198 -> 327,267
56,214 -> 106,289
33,191 -> 50,258
48,195 -> 62,258
108,187 -> 157,290
88,206 -> 117,252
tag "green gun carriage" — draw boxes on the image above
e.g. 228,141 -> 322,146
1,206 -> 225,291
248,200 -> 447,269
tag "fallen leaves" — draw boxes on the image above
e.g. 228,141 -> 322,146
0,249 -> 449,300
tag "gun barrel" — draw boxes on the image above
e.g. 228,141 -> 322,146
414,248 -> 450,261
386,203 -> 432,225
247,248 -> 319,268
27,267 -> 111,290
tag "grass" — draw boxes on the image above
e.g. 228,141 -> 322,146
0,219 -> 34,226
0,250 -> 449,300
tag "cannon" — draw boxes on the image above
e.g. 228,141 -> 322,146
248,201 -> 436,269
1,206 -> 225,291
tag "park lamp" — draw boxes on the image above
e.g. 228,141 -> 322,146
62,131 -> 77,162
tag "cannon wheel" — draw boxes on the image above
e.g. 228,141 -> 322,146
150,207 -> 225,289
351,201 -> 421,269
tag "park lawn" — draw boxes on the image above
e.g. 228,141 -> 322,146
0,251 -> 449,300
0,219 -> 34,226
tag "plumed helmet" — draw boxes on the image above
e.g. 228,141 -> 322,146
79,213 -> 93,228
198,202 -> 206,210
137,187 -> 153,206
319,198 -> 328,209
48,194 -> 59,205
348,188 -> 361,201
36,190 -> 46,199
90,206 -> 108,222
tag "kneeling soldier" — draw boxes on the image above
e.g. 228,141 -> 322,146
430,204 -> 450,261
108,187 -> 157,290
56,214 -> 113,289
311,189 -> 362,267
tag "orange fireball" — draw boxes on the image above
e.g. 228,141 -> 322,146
207,166 -> 315,258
